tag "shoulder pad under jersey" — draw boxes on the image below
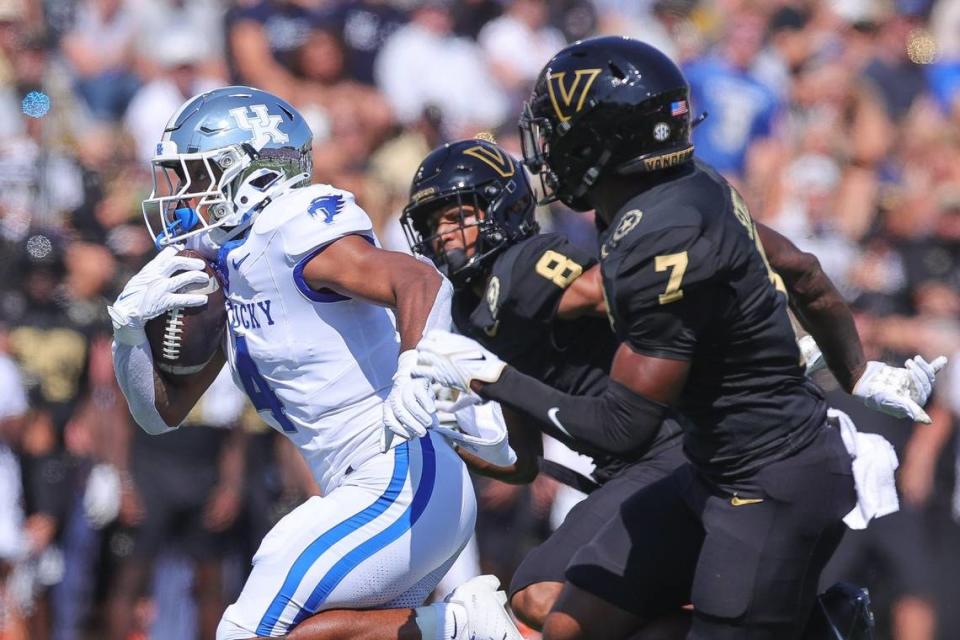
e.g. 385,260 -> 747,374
253,184 -> 374,258
483,233 -> 597,325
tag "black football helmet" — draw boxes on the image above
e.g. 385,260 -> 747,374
519,36 -> 694,211
401,138 -> 538,286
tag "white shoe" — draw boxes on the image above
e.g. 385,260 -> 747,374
444,575 -> 524,640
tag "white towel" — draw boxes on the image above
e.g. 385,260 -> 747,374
830,408 -> 900,530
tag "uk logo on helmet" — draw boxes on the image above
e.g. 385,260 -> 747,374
229,105 -> 289,149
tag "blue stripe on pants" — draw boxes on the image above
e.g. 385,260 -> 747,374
255,443 -> 410,636
290,435 -> 438,627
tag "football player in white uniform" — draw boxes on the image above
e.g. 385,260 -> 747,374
108,87 -> 522,640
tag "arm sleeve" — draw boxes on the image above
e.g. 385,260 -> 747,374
482,367 -> 667,456
112,337 -> 179,436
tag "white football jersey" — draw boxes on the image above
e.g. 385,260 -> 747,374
199,184 -> 400,492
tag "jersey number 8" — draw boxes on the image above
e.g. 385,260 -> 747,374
535,250 -> 583,288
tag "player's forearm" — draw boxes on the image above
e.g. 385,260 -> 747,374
556,266 -> 606,320
789,286 -> 865,391
478,368 -> 665,455
759,224 -> 866,391
459,405 -> 542,484
112,338 -> 179,435
307,239 -> 452,350
112,336 -> 224,433
393,265 -> 449,351
455,447 -> 539,484
152,351 -> 226,427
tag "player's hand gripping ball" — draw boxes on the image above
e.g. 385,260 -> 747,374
142,249 -> 226,376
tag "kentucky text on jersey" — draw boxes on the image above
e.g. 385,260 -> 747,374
226,299 -> 276,329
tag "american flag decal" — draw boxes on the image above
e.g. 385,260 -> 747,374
671,100 -> 688,116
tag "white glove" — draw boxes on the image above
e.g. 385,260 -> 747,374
413,330 -> 508,393
434,390 -> 483,425
797,335 -> 827,377
852,355 -> 948,424
107,246 -> 210,345
381,350 -> 437,452
434,397 -> 517,467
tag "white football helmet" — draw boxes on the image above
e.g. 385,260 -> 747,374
142,86 -> 313,247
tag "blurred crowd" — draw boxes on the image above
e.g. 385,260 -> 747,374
0,0 -> 959,638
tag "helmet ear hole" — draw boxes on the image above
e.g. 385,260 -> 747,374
609,62 -> 626,80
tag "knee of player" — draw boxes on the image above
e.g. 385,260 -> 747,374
512,582 -> 563,631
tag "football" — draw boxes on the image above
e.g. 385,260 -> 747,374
145,249 -> 227,376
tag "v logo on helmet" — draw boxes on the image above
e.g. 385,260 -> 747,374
463,145 -> 514,178
546,69 -> 602,122
229,105 -> 289,149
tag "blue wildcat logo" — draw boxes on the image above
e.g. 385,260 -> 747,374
308,195 -> 344,223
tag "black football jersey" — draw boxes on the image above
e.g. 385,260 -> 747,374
600,159 -> 827,480
452,233 -> 681,482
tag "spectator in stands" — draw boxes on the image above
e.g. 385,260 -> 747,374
227,0 -> 318,99
452,0 -> 500,39
0,0 -> 28,139
478,0 -> 566,105
124,29 -> 225,165
295,22 -> 393,176
132,0 -> 227,81
597,0 -> 687,61
863,8 -> 931,122
62,0 -> 141,121
374,0 -> 508,138
684,8 -> 782,180
328,0 -> 407,85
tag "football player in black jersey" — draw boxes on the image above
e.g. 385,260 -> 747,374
401,137 -> 686,630
410,38 -> 946,639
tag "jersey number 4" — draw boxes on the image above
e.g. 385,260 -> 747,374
234,335 -> 297,433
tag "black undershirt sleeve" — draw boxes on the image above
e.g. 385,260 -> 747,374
482,367 -> 667,456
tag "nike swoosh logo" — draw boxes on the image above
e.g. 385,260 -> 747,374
547,407 -> 573,438
117,291 -> 136,302
232,254 -> 250,270
730,495 -> 764,506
